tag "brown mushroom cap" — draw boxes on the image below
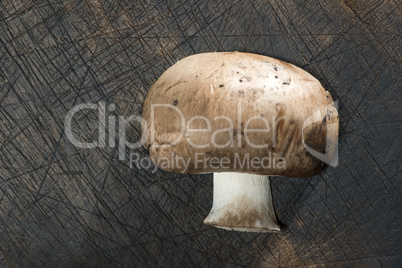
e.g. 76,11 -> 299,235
142,52 -> 339,177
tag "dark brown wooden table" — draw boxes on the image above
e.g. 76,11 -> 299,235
0,0 -> 400,266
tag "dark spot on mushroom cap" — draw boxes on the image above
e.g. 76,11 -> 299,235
326,95 -> 329,98
275,76 -> 278,79
219,84 -> 224,87
283,82 -> 289,85
173,99 -> 178,106
239,79 -> 243,82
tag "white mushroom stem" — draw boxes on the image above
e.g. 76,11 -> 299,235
203,172 -> 280,232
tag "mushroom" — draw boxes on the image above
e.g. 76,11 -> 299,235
142,52 -> 339,232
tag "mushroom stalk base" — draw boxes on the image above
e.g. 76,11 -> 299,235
204,172 -> 280,233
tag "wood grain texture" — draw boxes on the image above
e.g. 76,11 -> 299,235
0,0 -> 400,267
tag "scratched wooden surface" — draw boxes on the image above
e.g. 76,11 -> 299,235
0,0 -> 401,267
